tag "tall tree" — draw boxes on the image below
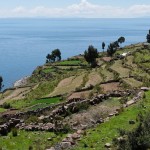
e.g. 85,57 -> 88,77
0,76 -> 3,91
102,42 -> 106,52
107,43 -> 117,57
146,30 -> 150,43
46,49 -> 61,63
52,49 -> 61,61
118,36 -> 125,44
84,45 -> 98,67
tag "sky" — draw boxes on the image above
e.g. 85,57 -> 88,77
0,0 -> 150,18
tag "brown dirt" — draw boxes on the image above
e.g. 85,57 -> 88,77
85,72 -> 102,88
0,87 -> 31,105
68,90 -> 92,100
100,82 -> 122,93
49,75 -> 85,97
101,57 -> 112,62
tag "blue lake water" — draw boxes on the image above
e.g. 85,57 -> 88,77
0,18 -> 149,90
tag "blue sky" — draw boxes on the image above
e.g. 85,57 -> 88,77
0,0 -> 150,18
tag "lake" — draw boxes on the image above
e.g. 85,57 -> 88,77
0,18 -> 149,90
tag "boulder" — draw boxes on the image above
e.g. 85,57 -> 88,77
72,133 -> 81,140
60,142 -> 71,149
105,143 -> 111,148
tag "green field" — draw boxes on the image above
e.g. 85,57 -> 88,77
10,97 -> 61,110
0,130 -> 66,150
55,60 -> 84,66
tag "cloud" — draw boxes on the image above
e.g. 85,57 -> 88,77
0,0 -> 150,18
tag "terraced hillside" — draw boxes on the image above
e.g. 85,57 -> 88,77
0,42 -> 150,150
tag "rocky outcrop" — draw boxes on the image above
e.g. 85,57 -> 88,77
0,118 -> 21,136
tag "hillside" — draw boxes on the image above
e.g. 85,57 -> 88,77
0,42 -> 150,150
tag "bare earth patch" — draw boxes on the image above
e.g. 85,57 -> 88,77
100,82 -> 122,93
68,90 -> 92,100
0,87 -> 31,105
85,72 -> 102,88
65,101 -> 120,129
49,75 -> 84,97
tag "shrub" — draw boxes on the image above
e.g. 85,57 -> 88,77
2,103 -> 11,109
12,128 -> 18,137
29,146 -> 33,150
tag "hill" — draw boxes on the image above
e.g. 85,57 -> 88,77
0,42 -> 150,150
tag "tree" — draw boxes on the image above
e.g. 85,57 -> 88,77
0,76 -> 3,91
84,45 -> 98,67
102,42 -> 106,52
146,30 -> 150,43
107,42 -> 118,57
118,36 -> 125,44
46,49 -> 61,63
52,49 -> 61,61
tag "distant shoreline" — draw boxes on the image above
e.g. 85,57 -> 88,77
13,76 -> 30,87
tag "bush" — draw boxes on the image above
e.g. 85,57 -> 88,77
2,103 -> 11,109
12,128 -> 18,137
29,146 -> 33,150
113,112 -> 150,150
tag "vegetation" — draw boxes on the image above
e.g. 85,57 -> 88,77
0,76 -> 3,91
84,45 -> 98,67
118,36 -> 125,45
146,30 -> 150,43
46,49 -> 61,63
0,31 -> 150,150
107,41 -> 119,56
102,42 -> 106,52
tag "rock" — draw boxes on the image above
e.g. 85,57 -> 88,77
96,119 -> 104,124
105,143 -> 111,148
141,87 -> 150,91
47,138 -> 52,141
46,147 -> 55,150
129,120 -> 135,124
117,136 -> 125,142
76,130 -> 84,135
72,133 -> 81,140
109,113 -> 114,117
38,115 -> 45,120
90,119 -> 96,124
60,142 -> 71,149
80,124 -> 88,130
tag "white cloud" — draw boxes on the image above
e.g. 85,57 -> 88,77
0,0 -> 150,18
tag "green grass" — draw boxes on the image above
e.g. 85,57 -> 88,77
56,60 -> 82,66
72,91 -> 150,150
10,97 -> 61,110
0,108 -> 7,113
123,78 -> 143,88
42,68 -> 56,73
134,49 -> 150,63
0,130 -> 66,150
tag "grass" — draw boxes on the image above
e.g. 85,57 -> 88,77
123,78 -> 143,88
0,130 -> 66,150
134,49 -> 150,64
56,60 -> 82,66
99,67 -> 114,82
0,107 -> 7,113
72,91 -> 150,150
110,60 -> 130,78
10,97 -> 61,110
42,68 -> 56,73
